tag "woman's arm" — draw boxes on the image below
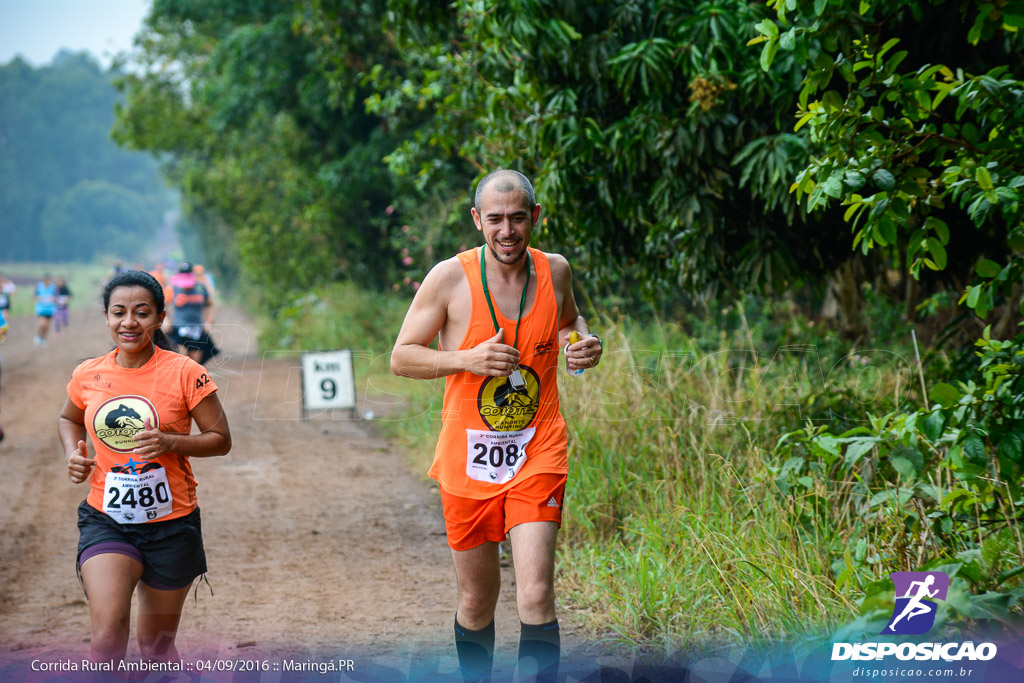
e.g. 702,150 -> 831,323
59,398 -> 94,484
131,393 -> 232,459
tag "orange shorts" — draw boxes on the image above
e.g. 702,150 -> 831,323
439,473 -> 567,551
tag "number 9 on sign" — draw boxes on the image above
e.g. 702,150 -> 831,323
300,350 -> 356,419
321,378 -> 337,400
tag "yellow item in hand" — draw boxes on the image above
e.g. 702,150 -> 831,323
566,331 -> 584,375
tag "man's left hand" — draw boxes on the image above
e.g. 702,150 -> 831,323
566,334 -> 602,371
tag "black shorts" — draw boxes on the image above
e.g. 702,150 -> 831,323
77,501 -> 207,590
170,328 -> 219,363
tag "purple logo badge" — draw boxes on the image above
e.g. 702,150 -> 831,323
882,571 -> 949,635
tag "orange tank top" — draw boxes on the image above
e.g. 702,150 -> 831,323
429,247 -> 568,499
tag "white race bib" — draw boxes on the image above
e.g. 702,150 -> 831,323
177,325 -> 203,341
102,468 -> 173,524
466,427 -> 535,484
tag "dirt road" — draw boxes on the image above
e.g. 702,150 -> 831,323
0,304 -> 578,679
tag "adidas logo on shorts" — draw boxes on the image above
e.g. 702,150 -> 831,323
546,497 -> 559,508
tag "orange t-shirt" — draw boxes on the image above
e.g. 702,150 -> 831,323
66,347 -> 218,523
429,247 -> 568,499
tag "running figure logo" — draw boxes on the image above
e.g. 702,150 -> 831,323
882,571 -> 949,635
477,364 -> 541,431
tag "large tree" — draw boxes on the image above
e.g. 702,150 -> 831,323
0,52 -> 167,261
364,0 -> 840,299
114,0 -> 439,304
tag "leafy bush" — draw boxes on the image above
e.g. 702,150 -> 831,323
774,326 -> 1024,636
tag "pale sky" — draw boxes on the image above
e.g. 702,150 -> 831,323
0,0 -> 150,67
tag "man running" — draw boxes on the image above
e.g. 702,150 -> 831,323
391,170 -> 602,682
166,263 -> 213,364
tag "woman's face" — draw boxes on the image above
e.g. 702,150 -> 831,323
105,285 -> 164,354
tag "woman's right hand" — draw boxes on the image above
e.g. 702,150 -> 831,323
67,440 -> 95,484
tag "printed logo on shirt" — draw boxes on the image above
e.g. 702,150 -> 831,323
93,395 -> 159,453
534,339 -> 555,356
173,289 -> 206,308
477,364 -> 540,432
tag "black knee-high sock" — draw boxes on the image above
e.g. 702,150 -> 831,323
518,619 -> 560,683
454,615 -> 495,681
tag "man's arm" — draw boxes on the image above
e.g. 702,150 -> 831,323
203,288 -> 215,326
391,259 -> 520,379
550,254 -> 603,371
163,299 -> 174,332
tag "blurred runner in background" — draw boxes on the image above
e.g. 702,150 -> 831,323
149,263 -> 173,306
0,306 -> 6,442
54,275 -> 73,337
166,263 -> 214,365
0,273 -> 14,316
34,273 -> 58,347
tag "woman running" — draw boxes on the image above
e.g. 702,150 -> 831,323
34,273 -> 58,346
59,270 -> 231,665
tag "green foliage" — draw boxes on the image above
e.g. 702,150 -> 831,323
257,281 -> 411,353
757,0 -> 1024,320
774,327 -> 1024,634
115,0 -> 406,307
120,1 -> 892,311
0,52 -> 168,261
369,0 -> 850,298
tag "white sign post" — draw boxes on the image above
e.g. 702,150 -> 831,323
300,350 -> 357,420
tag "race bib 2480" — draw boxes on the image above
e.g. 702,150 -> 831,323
102,468 -> 173,524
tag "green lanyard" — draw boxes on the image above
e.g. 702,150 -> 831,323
480,246 -> 530,351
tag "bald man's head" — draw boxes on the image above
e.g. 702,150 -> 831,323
474,170 -> 536,210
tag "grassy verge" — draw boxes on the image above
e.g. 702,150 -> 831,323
255,281 -> 439,431
257,284 -> 918,649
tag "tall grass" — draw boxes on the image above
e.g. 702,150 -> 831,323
260,285 -> 916,649
257,281 -> 412,353
554,317 -> 869,648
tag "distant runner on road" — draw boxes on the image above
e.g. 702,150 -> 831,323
391,169 -> 603,682
58,270 -> 231,667
0,306 -> 6,442
167,263 -> 215,364
34,273 -> 58,347
0,273 -> 14,315
54,275 -> 72,337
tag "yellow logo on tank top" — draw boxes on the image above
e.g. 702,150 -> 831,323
92,395 -> 159,453
477,365 -> 541,431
